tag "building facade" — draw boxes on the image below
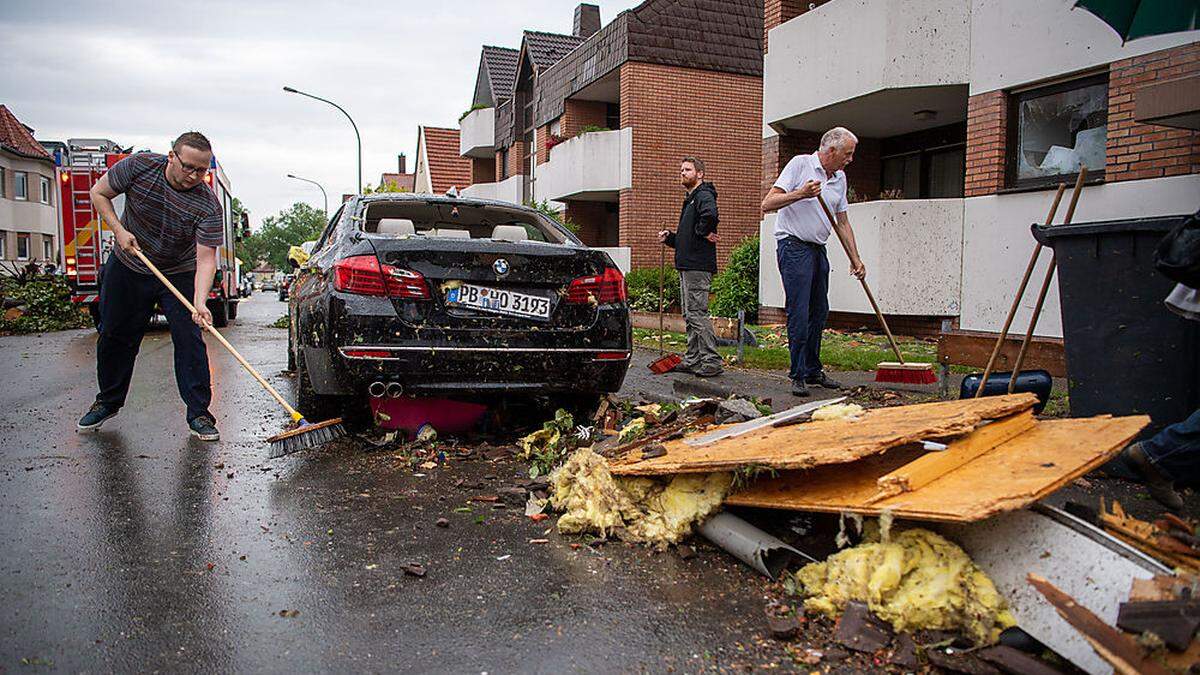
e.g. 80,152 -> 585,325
759,0 -> 1199,340
0,105 -> 59,273
458,1 -> 765,272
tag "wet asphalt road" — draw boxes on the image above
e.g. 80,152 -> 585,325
0,294 -> 779,673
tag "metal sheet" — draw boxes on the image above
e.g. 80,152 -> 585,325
684,397 -> 846,447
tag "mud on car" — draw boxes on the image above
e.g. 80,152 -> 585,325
287,194 -> 632,425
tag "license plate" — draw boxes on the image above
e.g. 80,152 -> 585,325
445,283 -> 551,319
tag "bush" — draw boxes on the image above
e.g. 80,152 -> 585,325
710,235 -> 759,320
624,266 -> 680,313
0,275 -> 91,334
525,199 -> 579,234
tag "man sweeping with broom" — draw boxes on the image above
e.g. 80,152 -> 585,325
76,132 -> 224,441
762,127 -> 866,397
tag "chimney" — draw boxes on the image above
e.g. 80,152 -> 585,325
573,3 -> 600,38
398,153 -> 407,174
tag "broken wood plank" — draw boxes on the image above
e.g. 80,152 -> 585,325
976,645 -> 1064,675
868,410 -> 1037,503
1027,573 -> 1171,675
725,415 -> 1148,522
609,393 -> 1037,477
1116,599 -> 1200,651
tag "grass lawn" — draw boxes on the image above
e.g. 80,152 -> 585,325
633,326 -> 938,373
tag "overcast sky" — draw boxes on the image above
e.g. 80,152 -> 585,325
1,0 -> 643,228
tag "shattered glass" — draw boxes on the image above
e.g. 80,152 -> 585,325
1016,81 -> 1107,181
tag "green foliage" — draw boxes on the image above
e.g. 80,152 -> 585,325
237,202 -> 328,271
710,235 -> 759,319
520,408 -> 577,479
624,266 -> 680,313
0,275 -> 91,334
271,315 -> 290,329
458,103 -> 489,122
362,180 -> 408,194
577,124 -> 611,136
525,199 -> 579,234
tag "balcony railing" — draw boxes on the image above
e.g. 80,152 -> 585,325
533,128 -> 632,203
460,174 -> 524,205
459,107 -> 495,158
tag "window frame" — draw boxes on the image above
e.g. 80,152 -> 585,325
14,171 -> 28,200
1006,73 -> 1108,190
16,233 -> 30,261
0,232 -> 7,259
42,236 -> 54,262
39,175 -> 51,205
0,167 -> 6,198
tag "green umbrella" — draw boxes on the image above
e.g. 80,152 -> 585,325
1074,0 -> 1199,42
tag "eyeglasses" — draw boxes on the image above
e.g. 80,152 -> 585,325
172,152 -> 210,177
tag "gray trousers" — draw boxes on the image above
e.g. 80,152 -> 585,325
679,270 -> 722,370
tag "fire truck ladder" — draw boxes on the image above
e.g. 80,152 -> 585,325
68,165 -> 104,293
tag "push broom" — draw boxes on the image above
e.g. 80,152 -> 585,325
130,248 -> 345,457
815,194 -> 937,384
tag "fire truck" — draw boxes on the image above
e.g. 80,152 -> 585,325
54,138 -> 249,328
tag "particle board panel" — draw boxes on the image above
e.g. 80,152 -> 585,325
724,415 -> 1150,522
608,393 -> 1038,476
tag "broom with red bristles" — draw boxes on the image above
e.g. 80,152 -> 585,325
815,194 -> 937,385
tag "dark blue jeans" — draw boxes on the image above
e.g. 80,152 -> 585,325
95,254 -> 212,422
1144,408 -> 1200,483
776,236 -> 830,382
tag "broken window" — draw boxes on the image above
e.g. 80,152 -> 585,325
1011,75 -> 1107,187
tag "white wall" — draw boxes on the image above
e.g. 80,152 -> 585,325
0,155 -> 58,239
960,174 -> 1200,337
460,174 -> 524,205
969,0 -> 1199,94
760,199 -> 965,317
534,128 -> 632,202
459,107 -> 495,158
594,246 -> 631,274
765,0 -> 970,125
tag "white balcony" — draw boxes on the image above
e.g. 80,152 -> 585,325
460,174 -> 524,205
534,128 -> 632,203
459,107 -> 495,158
759,199 -> 964,317
765,0 -> 970,137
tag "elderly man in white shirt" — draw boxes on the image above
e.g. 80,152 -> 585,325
762,127 -> 867,397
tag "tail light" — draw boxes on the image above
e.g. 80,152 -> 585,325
334,255 -> 430,299
565,267 -> 626,304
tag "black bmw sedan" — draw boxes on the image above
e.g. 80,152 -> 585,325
287,194 -> 632,422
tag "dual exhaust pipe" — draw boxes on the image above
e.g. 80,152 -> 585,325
368,381 -> 404,398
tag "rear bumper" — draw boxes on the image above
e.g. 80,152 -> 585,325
329,345 -> 631,395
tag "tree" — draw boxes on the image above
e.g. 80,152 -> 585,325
237,202 -> 328,271
362,180 -> 408,194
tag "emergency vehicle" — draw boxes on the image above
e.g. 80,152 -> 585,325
53,138 -> 249,327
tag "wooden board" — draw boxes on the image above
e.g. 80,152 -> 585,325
936,329 -> 1066,377
608,393 -> 1037,477
724,415 -> 1149,523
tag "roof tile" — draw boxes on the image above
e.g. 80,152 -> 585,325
421,127 -> 472,195
0,105 -> 52,161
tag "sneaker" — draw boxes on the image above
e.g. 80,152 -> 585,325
189,415 -> 221,442
1121,442 -> 1183,511
791,380 -> 810,397
77,402 -> 118,431
805,371 -> 843,389
693,365 -> 725,378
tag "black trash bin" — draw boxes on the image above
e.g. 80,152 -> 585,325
1033,215 -> 1199,440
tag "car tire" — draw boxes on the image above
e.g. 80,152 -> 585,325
295,348 -> 341,421
209,299 -> 229,328
565,394 -> 604,423
228,301 -> 238,322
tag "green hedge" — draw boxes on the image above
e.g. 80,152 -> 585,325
710,235 -> 759,320
624,266 -> 680,313
0,275 -> 91,334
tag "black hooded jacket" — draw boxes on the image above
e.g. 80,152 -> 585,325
665,181 -> 719,273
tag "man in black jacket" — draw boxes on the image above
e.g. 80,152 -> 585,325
658,157 -> 723,377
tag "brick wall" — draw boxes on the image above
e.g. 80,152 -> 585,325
562,99 -> 609,137
1107,43 -> 1200,182
763,0 -> 828,52
471,157 -> 495,185
619,61 -> 763,272
536,124 -> 552,166
564,200 -> 613,247
757,306 -> 946,340
964,90 -> 1008,197
507,140 -> 526,177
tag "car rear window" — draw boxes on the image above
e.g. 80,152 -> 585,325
361,200 -> 574,244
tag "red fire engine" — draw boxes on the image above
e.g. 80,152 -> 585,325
54,138 -> 249,327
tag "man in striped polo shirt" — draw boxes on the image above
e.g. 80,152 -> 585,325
76,131 -> 225,441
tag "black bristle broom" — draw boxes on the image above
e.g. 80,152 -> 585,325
131,249 -> 344,457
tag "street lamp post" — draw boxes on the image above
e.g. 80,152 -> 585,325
286,173 -> 328,216
282,86 -> 362,195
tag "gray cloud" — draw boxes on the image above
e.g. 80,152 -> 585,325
1,0 -> 642,227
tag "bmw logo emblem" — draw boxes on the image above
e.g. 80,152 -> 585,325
493,258 -> 510,276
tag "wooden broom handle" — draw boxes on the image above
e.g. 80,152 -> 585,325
658,242 -> 665,356
1008,167 -> 1088,393
130,248 -> 303,420
815,193 -> 905,364
973,182 -> 1066,397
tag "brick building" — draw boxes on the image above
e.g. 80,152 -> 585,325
760,0 -> 1199,342
377,153 -> 415,192
414,126 -> 472,195
457,1 -> 764,272
0,105 -> 58,273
